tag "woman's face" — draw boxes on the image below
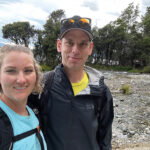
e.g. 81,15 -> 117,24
0,51 -> 36,105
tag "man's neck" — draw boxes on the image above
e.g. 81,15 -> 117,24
64,67 -> 85,83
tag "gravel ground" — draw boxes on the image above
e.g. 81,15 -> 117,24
102,71 -> 150,150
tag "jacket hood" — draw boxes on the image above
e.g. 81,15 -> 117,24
78,65 -> 105,96
84,65 -> 104,86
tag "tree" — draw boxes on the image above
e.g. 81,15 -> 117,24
33,30 -> 45,64
93,23 -> 116,65
2,22 -> 35,47
141,7 -> 150,36
91,3 -> 141,67
140,7 -> 150,65
113,2 -> 140,66
33,9 -> 65,68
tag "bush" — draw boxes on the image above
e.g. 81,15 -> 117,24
40,64 -> 52,71
142,65 -> 150,73
87,63 -> 133,72
120,84 -> 131,94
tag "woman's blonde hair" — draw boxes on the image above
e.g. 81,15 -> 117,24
0,44 -> 43,94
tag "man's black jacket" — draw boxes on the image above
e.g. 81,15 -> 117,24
28,64 -> 114,150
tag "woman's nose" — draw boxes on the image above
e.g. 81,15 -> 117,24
16,72 -> 26,83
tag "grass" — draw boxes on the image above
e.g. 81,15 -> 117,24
120,84 -> 131,94
87,63 -> 150,73
40,63 -> 150,74
40,64 -> 52,71
142,65 -> 150,73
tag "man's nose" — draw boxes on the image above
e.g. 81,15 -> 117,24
72,44 -> 80,54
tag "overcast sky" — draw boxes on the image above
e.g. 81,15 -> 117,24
0,0 -> 150,43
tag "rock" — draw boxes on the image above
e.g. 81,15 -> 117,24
103,70 -> 150,147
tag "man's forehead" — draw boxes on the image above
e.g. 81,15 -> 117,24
63,29 -> 90,39
63,37 -> 89,43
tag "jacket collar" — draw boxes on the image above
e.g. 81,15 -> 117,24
55,64 -> 105,96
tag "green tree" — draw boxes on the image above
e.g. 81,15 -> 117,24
93,23 -> 116,65
141,7 -> 150,36
140,7 -> 150,65
33,9 -> 65,68
91,3 -> 141,67
33,30 -> 45,64
113,2 -> 140,66
2,22 -> 35,47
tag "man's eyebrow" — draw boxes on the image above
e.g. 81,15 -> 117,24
64,38 -> 73,41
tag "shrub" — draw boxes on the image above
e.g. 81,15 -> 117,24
142,65 -> 150,73
40,64 -> 52,71
120,84 -> 131,94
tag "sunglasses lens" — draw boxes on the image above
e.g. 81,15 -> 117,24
79,18 -> 90,24
61,18 -> 91,29
62,19 -> 75,28
68,19 -> 75,23
79,18 -> 90,28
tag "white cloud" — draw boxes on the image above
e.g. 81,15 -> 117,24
82,0 -> 99,11
0,0 -> 149,43
0,2 -> 48,28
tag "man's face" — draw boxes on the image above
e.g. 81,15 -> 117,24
57,29 -> 93,70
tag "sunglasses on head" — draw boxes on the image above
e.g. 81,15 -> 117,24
61,17 -> 91,29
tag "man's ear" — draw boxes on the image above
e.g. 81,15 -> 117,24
88,41 -> 93,56
57,39 -> 62,53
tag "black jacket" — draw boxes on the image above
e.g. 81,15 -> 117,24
30,64 -> 114,150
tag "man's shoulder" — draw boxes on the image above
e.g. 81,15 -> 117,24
44,70 -> 55,82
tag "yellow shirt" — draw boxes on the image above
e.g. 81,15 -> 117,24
71,72 -> 89,96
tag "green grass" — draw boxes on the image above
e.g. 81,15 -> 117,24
40,64 -> 52,71
142,65 -> 150,73
120,84 -> 131,94
87,63 -> 150,73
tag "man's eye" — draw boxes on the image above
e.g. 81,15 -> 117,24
66,41 -> 74,46
80,42 -> 88,47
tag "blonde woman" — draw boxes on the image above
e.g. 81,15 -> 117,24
0,45 -> 47,150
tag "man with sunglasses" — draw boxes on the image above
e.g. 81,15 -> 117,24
30,15 -> 114,150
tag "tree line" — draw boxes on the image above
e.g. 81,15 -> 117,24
2,3 -> 150,69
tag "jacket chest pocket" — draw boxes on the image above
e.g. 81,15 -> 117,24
71,100 -> 99,131
73,102 -> 95,111
71,98 -> 96,118
71,96 -> 101,118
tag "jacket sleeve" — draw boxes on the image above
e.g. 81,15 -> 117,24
97,85 -> 114,150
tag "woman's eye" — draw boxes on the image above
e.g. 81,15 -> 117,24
6,69 -> 16,73
24,69 -> 34,73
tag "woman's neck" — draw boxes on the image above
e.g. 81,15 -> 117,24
0,95 -> 29,116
